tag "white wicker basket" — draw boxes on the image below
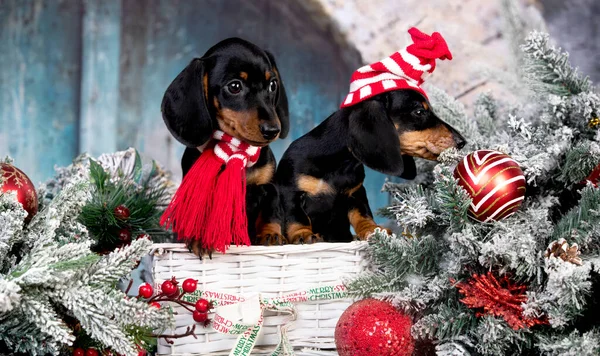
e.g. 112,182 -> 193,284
152,242 -> 367,355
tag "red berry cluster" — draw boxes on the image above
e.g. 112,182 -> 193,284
112,205 -> 153,248
137,277 -> 213,329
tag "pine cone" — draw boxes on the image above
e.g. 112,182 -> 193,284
545,238 -> 583,266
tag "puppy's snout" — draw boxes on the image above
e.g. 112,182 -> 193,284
260,123 -> 280,140
454,132 -> 466,149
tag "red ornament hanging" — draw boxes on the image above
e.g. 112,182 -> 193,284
451,272 -> 547,330
0,163 -> 38,221
584,163 -> 600,187
334,298 -> 414,356
73,348 -> 85,356
454,150 -> 526,222
114,204 -> 130,220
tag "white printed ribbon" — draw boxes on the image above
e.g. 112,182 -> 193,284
185,285 -> 348,356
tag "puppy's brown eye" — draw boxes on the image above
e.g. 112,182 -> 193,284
227,80 -> 243,95
413,109 -> 426,117
269,79 -> 278,93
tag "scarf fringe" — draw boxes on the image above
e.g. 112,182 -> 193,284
160,142 -> 253,253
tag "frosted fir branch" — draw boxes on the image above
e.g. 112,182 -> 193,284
474,315 -> 532,355
12,241 -> 94,288
18,296 -> 75,349
521,31 -> 593,96
538,257 -> 592,328
76,238 -> 152,289
558,141 -> 600,185
26,178 -> 91,250
473,93 -> 498,136
432,166 -> 471,232
411,301 -> 477,342
388,185 -> 435,230
436,338 -> 474,356
445,227 -> 483,263
57,285 -> 139,356
479,208 -> 551,281
375,275 -> 451,314
424,85 -> 479,140
0,278 -> 21,313
368,231 -> 441,277
0,192 -> 28,272
0,313 -> 60,356
552,185 -> 600,250
536,329 -> 600,356
437,148 -> 465,167
345,271 -> 400,299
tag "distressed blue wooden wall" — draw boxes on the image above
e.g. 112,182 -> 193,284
0,0 -> 393,223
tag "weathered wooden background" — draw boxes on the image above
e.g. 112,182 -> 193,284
1,0 -> 598,223
0,0 -> 404,216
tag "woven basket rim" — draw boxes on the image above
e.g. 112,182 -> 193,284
151,241 -> 368,255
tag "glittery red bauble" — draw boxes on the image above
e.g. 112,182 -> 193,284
334,298 -> 414,356
585,164 -> 600,187
0,163 -> 38,221
454,150 -> 526,222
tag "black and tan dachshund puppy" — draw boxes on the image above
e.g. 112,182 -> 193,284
276,90 -> 466,243
161,38 -> 289,255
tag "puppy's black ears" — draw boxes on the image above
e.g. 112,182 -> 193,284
347,99 -> 407,177
265,50 -> 290,139
161,58 -> 214,147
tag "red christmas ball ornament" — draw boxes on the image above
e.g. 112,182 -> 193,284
182,278 -> 198,293
0,163 -> 38,221
454,150 -> 526,222
193,310 -> 209,323
161,280 -> 178,296
335,298 -> 414,356
150,302 -> 161,308
118,229 -> 132,244
195,298 -> 210,313
584,163 -> 600,187
114,205 -> 130,220
138,283 -> 154,299
85,349 -> 99,356
73,348 -> 85,356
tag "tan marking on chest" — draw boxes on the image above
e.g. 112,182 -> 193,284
297,175 -> 335,196
246,163 -> 275,185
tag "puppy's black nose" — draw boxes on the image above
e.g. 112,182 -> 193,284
260,124 -> 280,140
454,133 -> 467,149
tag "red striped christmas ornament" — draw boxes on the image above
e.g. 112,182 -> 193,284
454,150 -> 526,222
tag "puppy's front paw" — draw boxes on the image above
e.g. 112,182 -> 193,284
186,239 -> 213,259
256,222 -> 287,246
288,230 -> 322,245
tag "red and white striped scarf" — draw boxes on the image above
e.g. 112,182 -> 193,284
161,130 -> 261,253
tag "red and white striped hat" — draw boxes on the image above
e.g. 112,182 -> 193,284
341,27 -> 453,108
